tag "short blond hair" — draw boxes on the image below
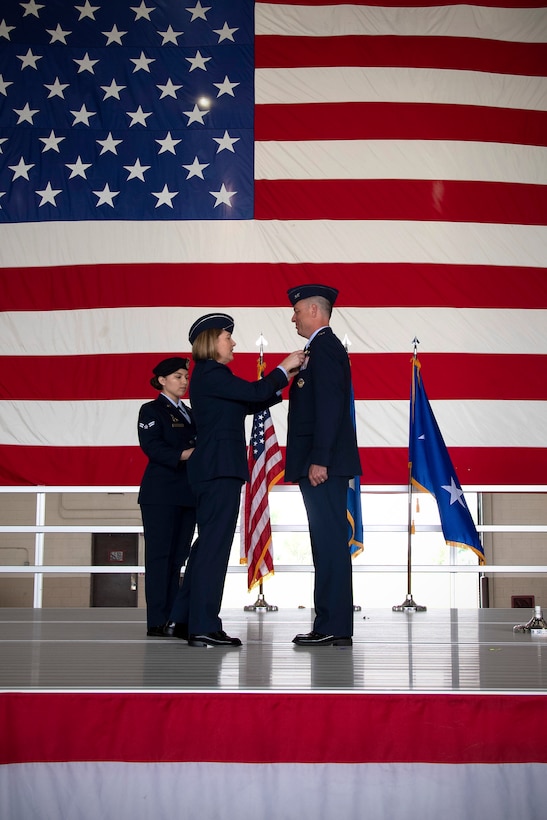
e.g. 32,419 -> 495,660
192,327 -> 223,361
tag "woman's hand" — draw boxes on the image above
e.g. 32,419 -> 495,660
179,447 -> 195,462
280,350 -> 306,374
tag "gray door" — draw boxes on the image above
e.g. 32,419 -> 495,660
91,533 -> 138,607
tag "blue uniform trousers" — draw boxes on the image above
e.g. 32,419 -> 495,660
171,476 -> 242,635
299,475 -> 354,637
140,504 -> 196,628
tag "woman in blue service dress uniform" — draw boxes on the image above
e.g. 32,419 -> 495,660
137,357 -> 197,637
169,313 -> 305,648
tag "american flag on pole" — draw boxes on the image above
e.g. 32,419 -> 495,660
0,1 -> 546,488
240,397 -> 284,591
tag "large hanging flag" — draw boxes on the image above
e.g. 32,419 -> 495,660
1,1 -> 546,487
410,356 -> 485,564
240,360 -> 284,590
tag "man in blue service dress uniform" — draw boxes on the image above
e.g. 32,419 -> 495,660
285,285 -> 362,647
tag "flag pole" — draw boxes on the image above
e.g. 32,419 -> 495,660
393,337 -> 427,612
243,333 -> 279,613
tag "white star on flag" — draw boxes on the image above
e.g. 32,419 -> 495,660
124,159 -> 151,181
75,2 -> 99,21
155,132 -> 181,154
44,78 -> 69,99
46,25 -> 71,45
441,477 -> 466,507
130,52 -> 155,73
36,183 -> 62,207
17,49 -> 42,70
101,80 -> 126,101
0,19 -> 16,39
0,75 -> 14,95
213,130 -> 239,153
9,157 -> 35,180
158,26 -> 183,45
103,25 -> 128,46
156,79 -> 182,99
66,157 -> 92,179
214,76 -> 240,98
74,53 -> 99,74
93,184 -> 120,207
210,183 -> 236,207
186,2 -> 210,22
183,104 -> 208,126
186,50 -> 211,71
97,133 -> 123,155
70,104 -> 96,126
39,131 -> 66,153
213,22 -> 238,43
21,1 -> 44,18
182,156 -> 209,179
13,103 -> 39,124
152,185 -> 179,208
131,2 -> 155,21
126,106 -> 152,127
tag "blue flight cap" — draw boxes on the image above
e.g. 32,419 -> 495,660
287,284 -> 339,306
152,357 -> 189,377
188,312 -> 235,344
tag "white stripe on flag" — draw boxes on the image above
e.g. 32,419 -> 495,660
0,399 -> 545,449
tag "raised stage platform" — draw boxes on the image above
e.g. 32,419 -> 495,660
0,606 -> 546,692
2,608 -> 547,820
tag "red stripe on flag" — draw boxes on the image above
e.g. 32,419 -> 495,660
1,353 -> 545,401
0,445 -> 545,487
2,264 -> 545,310
256,35 -> 547,75
255,103 -> 547,146
255,180 -> 547,224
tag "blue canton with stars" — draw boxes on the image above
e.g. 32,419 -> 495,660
0,0 -> 254,222
250,409 -> 270,460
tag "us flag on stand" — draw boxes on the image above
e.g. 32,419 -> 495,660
0,1 -> 546,488
241,403 -> 284,591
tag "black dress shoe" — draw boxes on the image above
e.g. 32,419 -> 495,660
292,630 -> 352,647
147,625 -> 169,637
188,630 -> 242,648
164,622 -> 188,640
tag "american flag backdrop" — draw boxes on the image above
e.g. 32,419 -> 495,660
0,0 -> 546,487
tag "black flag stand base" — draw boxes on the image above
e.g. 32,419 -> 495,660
244,583 -> 279,612
392,593 -> 427,612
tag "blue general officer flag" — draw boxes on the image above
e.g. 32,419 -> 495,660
0,0 -> 254,222
409,356 -> 485,564
347,380 -> 363,558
